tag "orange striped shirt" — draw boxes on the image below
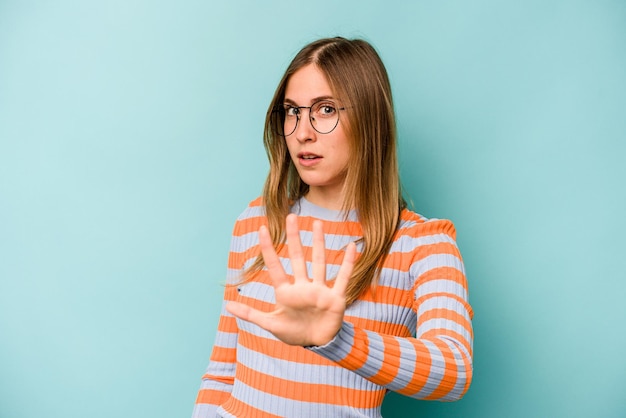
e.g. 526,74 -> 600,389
193,197 -> 473,417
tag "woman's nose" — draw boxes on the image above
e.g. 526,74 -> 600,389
294,111 -> 316,143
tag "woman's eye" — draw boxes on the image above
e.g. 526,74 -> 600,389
285,106 -> 299,117
316,103 -> 336,116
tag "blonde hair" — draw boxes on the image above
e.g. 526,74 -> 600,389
248,37 -> 405,305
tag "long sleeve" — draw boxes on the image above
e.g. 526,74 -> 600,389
308,218 -> 473,401
192,203 -> 266,417
192,285 -> 239,418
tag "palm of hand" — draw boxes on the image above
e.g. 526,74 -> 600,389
227,214 -> 357,347
267,273 -> 347,346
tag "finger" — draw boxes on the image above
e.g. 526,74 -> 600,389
226,301 -> 274,332
285,214 -> 308,281
225,301 -> 254,321
311,220 -> 326,283
333,241 -> 357,296
258,225 -> 291,287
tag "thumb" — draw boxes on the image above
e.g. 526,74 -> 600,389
226,301 -> 272,332
226,301 -> 254,321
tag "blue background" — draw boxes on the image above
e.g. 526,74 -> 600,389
1,1 -> 625,417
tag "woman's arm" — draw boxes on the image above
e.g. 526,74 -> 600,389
310,219 -> 472,400
309,245 -> 472,400
192,285 -> 239,418
192,213 -> 256,417
226,214 -> 473,401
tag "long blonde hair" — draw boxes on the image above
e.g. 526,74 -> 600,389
248,37 -> 405,305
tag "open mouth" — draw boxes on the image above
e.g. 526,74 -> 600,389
297,152 -> 322,165
298,152 -> 321,160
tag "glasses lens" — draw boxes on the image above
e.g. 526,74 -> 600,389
271,106 -> 294,137
283,106 -> 298,136
311,101 -> 339,134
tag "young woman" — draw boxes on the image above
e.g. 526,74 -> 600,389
193,37 -> 473,418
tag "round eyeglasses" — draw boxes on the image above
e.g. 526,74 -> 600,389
273,99 -> 346,136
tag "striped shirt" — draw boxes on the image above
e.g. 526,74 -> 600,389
193,197 -> 473,418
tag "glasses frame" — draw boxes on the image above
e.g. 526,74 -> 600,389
273,99 -> 346,137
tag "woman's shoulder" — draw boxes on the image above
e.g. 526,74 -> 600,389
235,196 -> 265,219
230,197 -> 267,235
398,208 -> 457,241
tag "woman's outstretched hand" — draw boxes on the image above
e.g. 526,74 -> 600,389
226,213 -> 357,347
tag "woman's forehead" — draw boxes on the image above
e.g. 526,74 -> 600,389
284,64 -> 335,105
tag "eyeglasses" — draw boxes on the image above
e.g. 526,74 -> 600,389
273,99 -> 346,136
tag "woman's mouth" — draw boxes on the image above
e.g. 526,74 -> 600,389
298,153 -> 322,166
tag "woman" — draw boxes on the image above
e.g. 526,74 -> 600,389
193,37 -> 473,418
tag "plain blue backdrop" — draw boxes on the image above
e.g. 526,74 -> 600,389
1,1 -> 625,417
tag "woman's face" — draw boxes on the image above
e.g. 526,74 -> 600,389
283,64 -> 351,208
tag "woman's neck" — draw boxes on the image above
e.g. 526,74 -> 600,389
304,187 -> 347,211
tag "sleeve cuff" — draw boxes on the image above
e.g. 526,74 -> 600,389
305,321 -> 356,363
